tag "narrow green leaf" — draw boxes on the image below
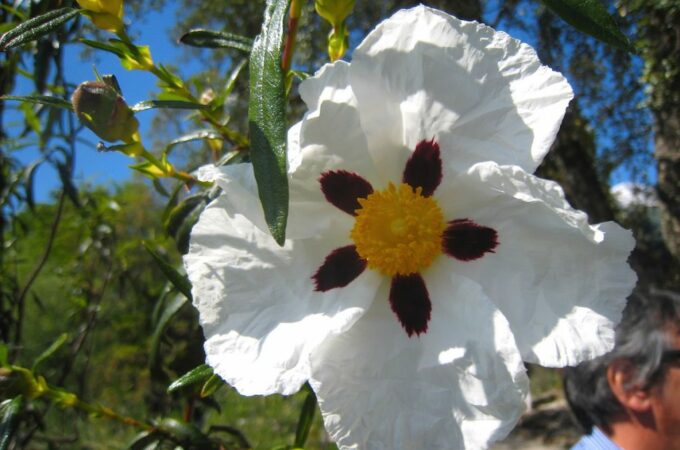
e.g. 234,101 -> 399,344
293,388 -> 317,448
540,0 -> 634,52
156,418 -> 213,447
167,364 -> 213,393
214,59 -> 248,108
0,8 -> 80,50
179,29 -> 253,53
0,4 -> 27,21
166,130 -> 222,153
0,397 -> 23,450
131,100 -> 209,112
0,95 -> 73,111
32,333 -> 68,372
127,430 -> 161,450
248,0 -> 290,246
143,242 -> 192,300
164,194 -> 207,238
200,374 -> 225,398
164,194 -> 208,254
79,38 -> 126,58
150,296 -> 188,368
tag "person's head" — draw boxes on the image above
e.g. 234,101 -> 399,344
563,290 -> 680,437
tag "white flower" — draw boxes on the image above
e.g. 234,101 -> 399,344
184,6 -> 637,449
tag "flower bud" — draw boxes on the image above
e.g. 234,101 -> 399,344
315,0 -> 354,28
315,0 -> 353,61
327,25 -> 349,62
71,79 -> 139,144
76,0 -> 124,33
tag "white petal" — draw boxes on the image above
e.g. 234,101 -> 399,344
296,60 -> 383,185
437,162 -> 637,366
185,191 -> 381,396
287,61 -> 386,239
309,268 -> 528,450
350,5 -> 572,175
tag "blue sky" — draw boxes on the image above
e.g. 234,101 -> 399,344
8,1 -> 654,203
11,2 -> 191,202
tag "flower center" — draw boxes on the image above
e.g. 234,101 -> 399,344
350,183 -> 446,276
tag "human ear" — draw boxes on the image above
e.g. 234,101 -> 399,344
607,360 -> 653,412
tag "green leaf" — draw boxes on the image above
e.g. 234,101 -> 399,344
540,0 -> 634,52
0,397 -> 23,450
248,0 -> 290,246
214,59 -> 248,108
0,4 -> 27,21
179,29 -> 253,53
167,364 -> 213,393
0,8 -> 80,51
143,242 -> 192,300
156,418 -> 213,448
32,333 -> 68,372
130,100 -> 209,113
79,38 -> 126,58
166,130 -> 223,154
0,95 -> 73,110
293,388 -> 317,448
200,374 -> 225,398
150,296 -> 188,369
164,194 -> 208,254
127,430 -> 161,450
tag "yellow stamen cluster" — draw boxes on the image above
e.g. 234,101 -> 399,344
351,183 -> 446,276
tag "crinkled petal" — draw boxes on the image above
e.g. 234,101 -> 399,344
436,162 -> 637,366
185,186 -> 381,396
296,61 -> 383,185
287,62 -> 383,238
309,267 -> 529,450
350,6 -> 573,176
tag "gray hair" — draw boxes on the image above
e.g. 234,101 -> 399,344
563,289 -> 680,433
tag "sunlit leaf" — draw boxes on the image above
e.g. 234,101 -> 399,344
130,100 -> 209,112
166,130 -> 222,154
248,0 -> 289,246
167,364 -> 213,393
0,8 -> 80,50
179,29 -> 253,53
540,0 -> 634,51
0,397 -> 23,450
200,374 -> 225,398
127,430 -> 161,450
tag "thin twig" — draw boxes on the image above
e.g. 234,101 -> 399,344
12,189 -> 66,361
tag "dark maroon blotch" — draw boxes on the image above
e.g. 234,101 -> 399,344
389,273 -> 432,337
319,170 -> 373,215
402,139 -> 442,197
443,219 -> 499,261
312,245 -> 367,292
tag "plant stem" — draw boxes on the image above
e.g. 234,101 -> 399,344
282,0 -> 303,73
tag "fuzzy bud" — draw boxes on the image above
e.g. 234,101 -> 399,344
71,78 -> 139,143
